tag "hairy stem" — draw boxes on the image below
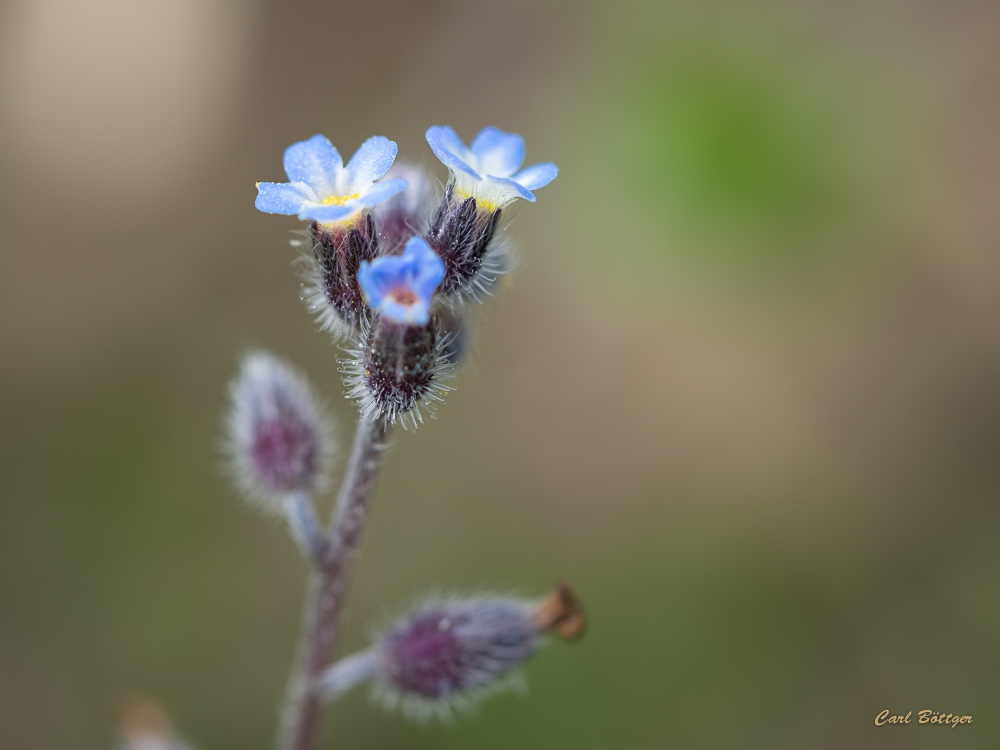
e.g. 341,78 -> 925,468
278,415 -> 391,750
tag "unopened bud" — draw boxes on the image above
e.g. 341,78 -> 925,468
224,352 -> 334,510
318,586 -> 585,719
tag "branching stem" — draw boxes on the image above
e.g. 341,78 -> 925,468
278,415 -> 391,750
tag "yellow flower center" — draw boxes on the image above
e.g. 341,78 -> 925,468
322,193 -> 360,206
454,187 -> 499,212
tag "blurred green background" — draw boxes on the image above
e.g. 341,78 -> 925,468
2,0 -> 999,748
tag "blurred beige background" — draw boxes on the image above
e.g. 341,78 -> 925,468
1,0 -> 999,748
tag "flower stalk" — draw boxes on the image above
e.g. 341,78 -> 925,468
282,491 -> 327,566
278,415 -> 391,750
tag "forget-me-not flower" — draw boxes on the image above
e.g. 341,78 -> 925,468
256,134 -> 407,224
425,126 -> 558,208
358,237 -> 445,325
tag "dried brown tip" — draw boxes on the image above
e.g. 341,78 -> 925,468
535,582 -> 586,642
115,694 -> 173,742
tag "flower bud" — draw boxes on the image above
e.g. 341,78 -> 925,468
377,597 -> 537,713
317,585 -> 586,719
347,318 -> 451,429
225,352 -> 334,510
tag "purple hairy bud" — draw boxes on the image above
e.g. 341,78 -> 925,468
378,598 -> 538,709
426,182 -> 503,300
225,352 -> 333,510
302,214 -> 380,334
317,585 -> 585,719
345,317 -> 452,429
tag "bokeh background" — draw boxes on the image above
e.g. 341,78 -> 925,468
2,0 -> 999,748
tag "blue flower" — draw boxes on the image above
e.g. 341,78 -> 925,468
425,126 -> 558,208
358,237 -> 445,325
256,134 -> 408,224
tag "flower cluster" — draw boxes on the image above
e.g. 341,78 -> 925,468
254,126 -> 558,427
230,126 -> 579,737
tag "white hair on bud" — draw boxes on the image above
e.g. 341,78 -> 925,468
224,351 -> 335,512
449,233 -> 514,306
366,591 -> 543,722
341,316 -> 456,431
295,232 -> 354,342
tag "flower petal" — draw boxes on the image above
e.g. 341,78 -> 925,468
255,182 -> 311,215
300,202 -> 356,223
356,178 -> 408,208
484,175 -> 536,203
383,297 -> 431,325
472,127 -> 525,177
357,260 -> 389,303
414,262 -> 445,302
283,134 -> 342,196
426,126 -> 480,178
406,237 -> 446,299
344,136 -> 398,194
512,162 -> 558,191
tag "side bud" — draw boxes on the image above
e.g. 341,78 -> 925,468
224,352 -> 334,511
347,237 -> 452,428
316,585 -> 585,720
